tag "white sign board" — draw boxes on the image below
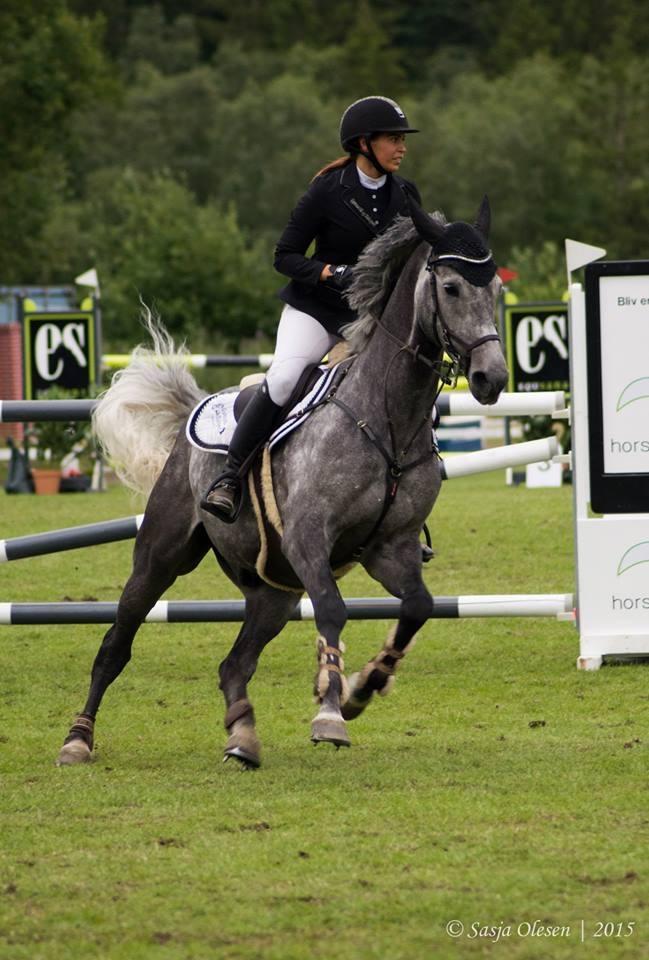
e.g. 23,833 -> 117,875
577,515 -> 649,657
572,264 -> 649,666
525,460 -> 563,488
599,275 -> 649,474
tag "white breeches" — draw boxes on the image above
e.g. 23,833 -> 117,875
265,304 -> 341,405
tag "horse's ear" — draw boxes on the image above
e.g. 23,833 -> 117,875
406,193 -> 446,244
474,195 -> 491,240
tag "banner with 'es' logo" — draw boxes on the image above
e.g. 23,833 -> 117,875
22,311 -> 97,398
504,302 -> 569,393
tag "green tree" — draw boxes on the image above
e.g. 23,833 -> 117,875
41,169 -> 277,346
72,64 -> 221,201
570,55 -> 649,257
477,0 -> 649,74
0,1 -> 113,281
120,4 -> 200,79
334,0 -> 405,96
205,0 -> 325,51
506,242 -> 568,301
205,72 -> 340,237
374,0 -> 481,75
408,57 -> 584,257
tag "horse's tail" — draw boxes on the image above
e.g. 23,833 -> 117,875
93,308 -> 204,497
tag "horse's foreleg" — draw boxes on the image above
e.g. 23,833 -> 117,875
218,583 -> 299,769
282,530 -> 350,748
56,505 -> 210,766
343,535 -> 432,721
310,630 -> 351,748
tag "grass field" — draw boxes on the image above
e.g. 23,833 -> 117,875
1,472 -> 647,959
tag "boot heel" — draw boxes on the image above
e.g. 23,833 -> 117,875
200,480 -> 241,522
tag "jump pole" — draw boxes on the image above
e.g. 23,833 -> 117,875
441,436 -> 560,480
0,399 -> 96,422
101,354 -> 275,371
0,595 -> 574,625
435,391 -> 567,418
1,393 -> 566,424
0,516 -> 144,563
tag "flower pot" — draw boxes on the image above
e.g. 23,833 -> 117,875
31,467 -> 62,495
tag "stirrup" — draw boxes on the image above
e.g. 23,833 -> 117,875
421,543 -> 435,563
200,477 -> 242,523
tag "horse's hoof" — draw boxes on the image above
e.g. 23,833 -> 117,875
311,713 -> 351,748
223,745 -> 260,770
56,738 -> 92,766
224,726 -> 261,770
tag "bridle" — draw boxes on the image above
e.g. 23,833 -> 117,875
374,251 -> 501,388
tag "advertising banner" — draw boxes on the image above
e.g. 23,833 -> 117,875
22,310 -> 96,399
504,302 -> 569,393
599,275 -> 649,474
585,261 -> 649,513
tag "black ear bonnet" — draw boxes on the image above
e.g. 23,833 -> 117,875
428,221 -> 496,287
407,194 -> 497,287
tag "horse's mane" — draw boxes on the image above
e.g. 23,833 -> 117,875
343,210 -> 448,353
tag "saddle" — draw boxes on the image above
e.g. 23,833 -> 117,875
187,347 -> 356,591
186,351 -> 352,454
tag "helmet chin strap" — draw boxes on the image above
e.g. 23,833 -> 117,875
354,137 -> 389,177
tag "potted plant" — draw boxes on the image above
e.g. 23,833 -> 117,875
27,387 -> 92,494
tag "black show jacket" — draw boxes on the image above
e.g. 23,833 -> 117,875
274,163 -> 421,334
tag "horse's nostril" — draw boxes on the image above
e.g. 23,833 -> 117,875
470,368 -> 507,404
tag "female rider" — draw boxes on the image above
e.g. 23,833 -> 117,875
201,95 -> 422,521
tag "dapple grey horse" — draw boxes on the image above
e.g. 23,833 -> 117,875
57,200 -> 508,769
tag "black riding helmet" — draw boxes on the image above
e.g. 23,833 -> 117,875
340,96 -> 419,175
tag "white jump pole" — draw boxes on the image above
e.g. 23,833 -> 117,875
436,391 -> 567,418
441,436 -> 560,480
1,392 -> 567,424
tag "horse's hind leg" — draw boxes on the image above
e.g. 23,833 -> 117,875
218,582 -> 300,769
57,470 -> 210,765
343,534 -> 433,721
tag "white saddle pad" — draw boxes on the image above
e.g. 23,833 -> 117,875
186,363 -> 344,453
185,388 -> 237,452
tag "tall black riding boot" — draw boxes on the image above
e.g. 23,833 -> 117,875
200,381 -> 282,522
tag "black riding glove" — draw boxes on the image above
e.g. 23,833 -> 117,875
328,264 -> 354,290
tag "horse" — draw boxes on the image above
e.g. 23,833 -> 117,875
56,199 -> 508,770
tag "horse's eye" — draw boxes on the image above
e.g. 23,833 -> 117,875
443,283 -> 460,297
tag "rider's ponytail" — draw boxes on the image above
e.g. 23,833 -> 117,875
311,155 -> 353,181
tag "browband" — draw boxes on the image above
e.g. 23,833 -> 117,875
429,251 -> 493,265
